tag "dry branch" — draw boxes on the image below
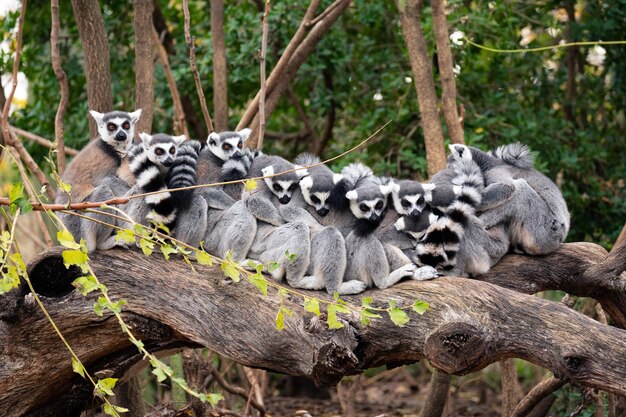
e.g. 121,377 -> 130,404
430,0 -> 464,145
211,0 -> 229,132
11,127 -> 78,156
183,0 -> 214,135
4,244 -> 626,416
134,0 -> 155,134
0,196 -> 128,211
257,0 -> 271,150
511,376 -> 566,417
50,0 -> 69,176
152,26 -> 190,138
419,368 -> 451,417
71,0 -> 112,138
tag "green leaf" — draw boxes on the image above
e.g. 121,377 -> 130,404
108,299 -> 127,314
275,306 -> 285,330
71,357 -> 85,377
361,296 -> 373,308
284,250 -> 297,262
195,250 -> 213,266
9,182 -> 32,215
221,260 -> 240,282
97,377 -> 118,396
0,265 -> 21,294
359,308 -> 382,326
152,366 -> 167,383
303,297 -> 320,316
62,249 -> 89,273
115,229 -> 135,244
57,230 -> 81,249
138,238 -> 154,256
326,304 -> 344,329
172,377 -> 189,389
58,179 -> 72,194
388,307 -> 410,327
412,300 -> 430,315
244,178 -> 257,191
160,244 -> 177,260
268,261 -> 280,273
198,392 -> 224,406
130,338 -> 145,351
72,275 -> 100,296
248,272 -> 268,296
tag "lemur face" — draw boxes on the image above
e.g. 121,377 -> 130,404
90,109 -> 142,154
139,133 -> 186,171
390,180 -> 426,217
207,128 -> 251,161
299,176 -> 332,216
346,184 -> 393,222
447,144 -> 473,164
262,164 -> 307,204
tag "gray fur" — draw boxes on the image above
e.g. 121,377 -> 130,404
448,143 -> 569,255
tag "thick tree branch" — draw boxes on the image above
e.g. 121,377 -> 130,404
396,0 -> 447,177
419,368 -> 450,417
51,0 -> 69,176
211,0 -> 229,132
11,126 -> 78,156
4,244 -> 626,416
134,0 -> 155,135
430,0 -> 464,145
71,0 -> 113,138
257,0 -> 271,150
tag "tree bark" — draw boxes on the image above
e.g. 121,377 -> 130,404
51,0 -> 69,176
430,0 -> 464,145
511,376 -> 566,417
501,359 -> 524,417
134,0 -> 155,136
396,0 -> 447,177
71,0 -> 113,138
211,0 -> 229,131
419,368 -> 451,417
4,243 -> 626,416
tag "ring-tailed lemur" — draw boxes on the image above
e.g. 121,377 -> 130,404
196,129 -> 259,261
56,109 -> 142,242
242,155 -> 313,288
448,143 -> 569,255
278,154 -> 368,295
327,163 -> 437,289
400,159 -> 509,276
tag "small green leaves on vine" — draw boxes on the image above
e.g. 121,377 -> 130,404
412,300 -> 430,315
244,178 -> 257,191
275,305 -> 293,330
304,297 -> 321,316
57,229 -> 81,249
388,300 -> 410,327
9,182 -> 32,215
248,272 -> 268,296
326,304 -> 343,329
71,357 -> 85,377
95,377 -> 118,397
115,228 -> 135,244
195,248 -> 213,266
221,251 -> 240,282
73,275 -> 100,295
103,404 -> 128,416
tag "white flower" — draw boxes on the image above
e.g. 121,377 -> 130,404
546,27 -> 560,38
453,64 -> 461,76
519,26 -> 537,47
450,31 -> 464,46
404,76 -> 412,84
488,2 -> 496,9
373,91 -> 383,102
586,45 -> 606,67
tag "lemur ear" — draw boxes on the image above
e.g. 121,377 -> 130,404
261,165 -> 274,177
293,164 -> 308,178
448,144 -> 471,160
89,110 -> 104,126
139,132 -> 152,146
346,190 -> 358,201
129,109 -> 142,124
394,217 -> 406,231
422,183 -> 436,202
300,176 -> 313,189
389,181 -> 401,195
208,132 -> 220,145
380,184 -> 393,196
332,173 -> 344,184
238,128 -> 252,142
173,135 -> 186,146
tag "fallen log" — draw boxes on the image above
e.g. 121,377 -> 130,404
2,243 -> 626,416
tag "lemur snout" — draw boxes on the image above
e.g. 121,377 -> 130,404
279,195 -> 291,204
115,131 -> 127,141
317,208 -> 329,217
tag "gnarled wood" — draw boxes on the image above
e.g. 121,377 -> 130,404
2,243 -> 626,416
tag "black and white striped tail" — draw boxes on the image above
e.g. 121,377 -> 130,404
220,148 -> 259,182
167,140 -> 202,206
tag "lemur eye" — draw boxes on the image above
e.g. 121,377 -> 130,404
155,148 -> 165,156
375,201 -> 384,210
359,203 -> 369,212
169,147 -> 176,154
223,144 -> 232,151
122,121 -> 130,130
273,183 -> 282,192
107,123 -> 116,132
401,199 -> 411,207
237,141 -> 243,149
310,195 -> 320,204
288,184 -> 297,191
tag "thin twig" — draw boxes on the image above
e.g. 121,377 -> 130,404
511,376 -> 566,417
51,0 -> 69,176
308,0 -> 342,27
257,0 -> 270,150
208,367 -> 266,414
152,25 -> 190,138
0,196 -> 128,211
5,131 -> 56,200
11,127 -> 78,156
183,0 -> 214,135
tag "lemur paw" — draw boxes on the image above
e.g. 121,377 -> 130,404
412,265 -> 439,281
337,280 -> 368,295
298,275 -> 326,291
399,263 -> 418,277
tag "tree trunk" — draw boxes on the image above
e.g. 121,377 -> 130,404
71,0 -> 113,138
211,0 -> 229,131
133,0 -> 155,136
430,0 -> 464,145
396,0 -> 447,177
419,368 -> 451,417
3,243 -> 626,416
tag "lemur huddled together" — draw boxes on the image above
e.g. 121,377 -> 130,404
57,109 -> 570,295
